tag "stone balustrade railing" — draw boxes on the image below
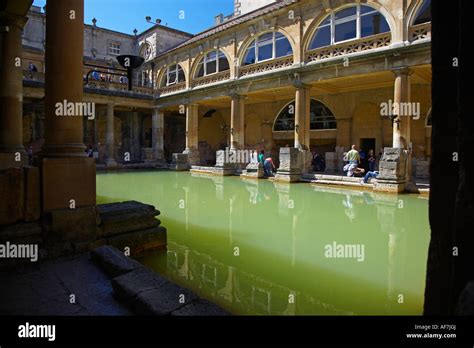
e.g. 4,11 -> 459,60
192,70 -> 231,88
23,70 -> 154,96
409,22 -> 431,43
159,82 -> 187,95
306,32 -> 392,63
239,56 -> 294,77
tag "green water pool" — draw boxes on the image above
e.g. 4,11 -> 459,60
97,171 -> 430,315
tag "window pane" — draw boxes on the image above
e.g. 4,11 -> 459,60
206,60 -> 217,74
168,72 -> 176,84
335,6 -> 356,20
310,26 -> 331,49
258,32 -> 273,45
361,13 -> 390,36
335,20 -> 356,42
258,44 -> 272,61
177,67 -> 185,82
207,51 -> 217,61
218,56 -> 229,71
196,62 -> 204,77
274,102 -> 296,131
414,0 -> 431,25
243,46 -> 256,65
360,5 -> 377,15
275,35 -> 292,57
320,16 -> 331,26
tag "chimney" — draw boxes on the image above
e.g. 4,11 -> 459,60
215,14 -> 224,25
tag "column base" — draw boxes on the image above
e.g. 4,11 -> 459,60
170,153 -> 190,171
274,147 -> 309,182
105,159 -> 117,168
373,147 -> 408,193
245,162 -> 264,178
42,157 -> 96,212
0,151 -> 27,170
183,148 -> 200,166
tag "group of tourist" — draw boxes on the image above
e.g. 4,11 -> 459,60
343,145 -> 380,184
85,71 -> 128,84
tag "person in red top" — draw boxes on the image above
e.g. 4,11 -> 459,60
263,155 -> 276,177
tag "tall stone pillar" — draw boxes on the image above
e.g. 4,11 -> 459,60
275,82 -> 312,181
375,68 -> 413,193
152,108 -> 164,162
230,94 -> 245,151
294,82 -> 310,150
105,103 -> 117,167
0,12 -> 28,169
183,103 -> 199,165
392,68 -> 412,149
41,0 -> 96,212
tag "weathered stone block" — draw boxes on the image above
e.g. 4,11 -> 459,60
106,226 -> 167,256
0,222 -> 42,244
46,206 -> 100,243
131,282 -> 198,315
97,201 -> 160,237
170,153 -> 189,171
42,157 -> 96,212
415,160 -> 430,179
171,299 -> 230,316
245,162 -> 264,178
112,267 -> 169,302
91,245 -> 143,277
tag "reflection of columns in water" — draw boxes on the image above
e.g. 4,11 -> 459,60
218,266 -> 235,303
183,186 -> 190,232
282,290 -> 297,316
178,249 -> 190,280
291,214 -> 298,267
229,195 -> 234,247
372,192 -> 399,312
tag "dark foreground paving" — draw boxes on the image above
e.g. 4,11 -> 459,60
0,246 -> 229,316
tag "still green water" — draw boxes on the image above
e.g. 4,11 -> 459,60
97,171 -> 430,315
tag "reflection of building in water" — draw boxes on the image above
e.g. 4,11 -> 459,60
164,240 -> 356,315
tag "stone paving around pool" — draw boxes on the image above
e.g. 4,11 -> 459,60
0,246 -> 229,316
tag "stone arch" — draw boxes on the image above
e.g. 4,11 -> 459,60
236,28 -> 296,66
189,48 -> 232,79
156,62 -> 187,88
303,1 -> 396,52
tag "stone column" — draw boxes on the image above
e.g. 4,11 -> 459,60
230,94 -> 245,151
183,103 -> 199,165
105,103 -> 117,167
41,0 -> 96,212
294,82 -> 310,150
0,12 -> 28,169
392,68 -> 411,149
152,108 -> 164,161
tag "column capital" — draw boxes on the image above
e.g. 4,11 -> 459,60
391,67 -> 413,77
293,81 -> 311,90
229,92 -> 246,100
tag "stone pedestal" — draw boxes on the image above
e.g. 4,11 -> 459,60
373,148 -> 408,193
245,162 -> 264,178
170,153 -> 189,171
275,147 -> 305,182
214,150 -> 236,176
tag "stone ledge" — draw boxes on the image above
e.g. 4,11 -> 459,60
91,245 -> 143,277
112,267 -> 170,302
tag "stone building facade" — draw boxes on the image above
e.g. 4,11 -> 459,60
19,0 -> 432,180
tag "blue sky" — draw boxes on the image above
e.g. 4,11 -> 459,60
32,0 -> 234,35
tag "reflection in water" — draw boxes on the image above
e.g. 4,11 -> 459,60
97,171 -> 429,315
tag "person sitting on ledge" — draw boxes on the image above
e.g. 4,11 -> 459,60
263,155 -> 276,177
361,170 -> 379,184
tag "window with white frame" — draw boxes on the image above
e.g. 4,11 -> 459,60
309,4 -> 390,50
108,42 -> 121,55
413,0 -> 431,25
243,31 -> 293,66
195,50 -> 230,78
162,64 -> 185,87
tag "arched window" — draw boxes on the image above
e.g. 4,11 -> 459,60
161,64 -> 185,87
309,4 -> 390,50
413,0 -> 431,25
243,32 -> 293,66
274,99 -> 337,131
195,50 -> 230,77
